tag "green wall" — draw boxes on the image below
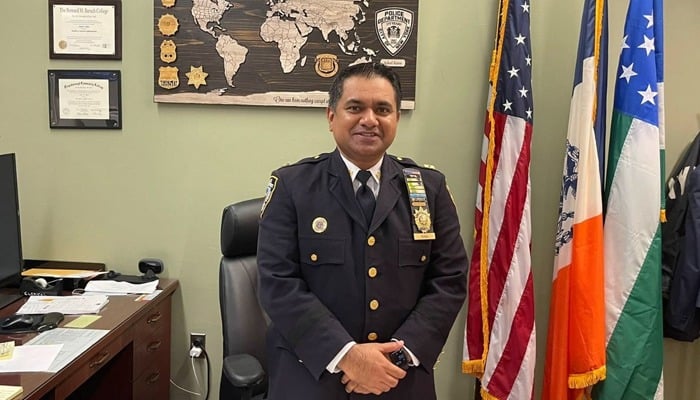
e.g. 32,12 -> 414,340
1,1 -> 699,399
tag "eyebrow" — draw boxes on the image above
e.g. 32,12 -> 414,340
344,98 -> 395,109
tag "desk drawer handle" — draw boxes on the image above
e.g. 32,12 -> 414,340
89,351 -> 110,369
147,312 -> 162,324
147,340 -> 162,352
146,371 -> 161,384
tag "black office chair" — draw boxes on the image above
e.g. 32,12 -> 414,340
219,198 -> 269,400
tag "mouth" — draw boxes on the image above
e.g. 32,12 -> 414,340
353,131 -> 380,138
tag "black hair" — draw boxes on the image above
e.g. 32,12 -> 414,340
327,62 -> 402,110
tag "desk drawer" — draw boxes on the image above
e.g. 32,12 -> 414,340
133,353 -> 170,399
57,332 -> 131,399
135,298 -> 171,339
133,329 -> 170,381
134,298 -> 172,380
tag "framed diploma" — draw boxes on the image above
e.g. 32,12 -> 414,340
48,70 -> 122,129
49,0 -> 122,59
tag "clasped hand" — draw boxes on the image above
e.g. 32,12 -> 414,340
337,341 -> 407,395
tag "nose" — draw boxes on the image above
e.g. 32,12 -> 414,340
360,109 -> 378,127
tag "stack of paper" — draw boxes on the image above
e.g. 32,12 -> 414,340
83,280 -> 158,295
21,268 -> 105,279
0,385 -> 22,400
0,344 -> 62,373
17,295 -> 109,315
26,328 -> 109,372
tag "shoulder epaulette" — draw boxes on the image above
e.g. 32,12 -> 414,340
389,154 -> 439,171
279,153 -> 330,169
389,154 -> 418,167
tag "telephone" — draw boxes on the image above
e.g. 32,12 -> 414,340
0,312 -> 64,333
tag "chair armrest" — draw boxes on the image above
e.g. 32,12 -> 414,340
223,353 -> 265,388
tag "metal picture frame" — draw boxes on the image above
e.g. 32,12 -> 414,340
48,70 -> 122,129
49,0 -> 122,60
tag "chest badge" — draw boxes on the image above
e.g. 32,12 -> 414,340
403,168 -> 436,240
413,207 -> 432,233
312,217 -> 328,233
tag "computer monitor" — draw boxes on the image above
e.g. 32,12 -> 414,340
0,153 -> 25,308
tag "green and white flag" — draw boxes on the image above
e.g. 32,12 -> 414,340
594,0 -> 665,398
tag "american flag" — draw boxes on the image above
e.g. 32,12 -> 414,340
462,0 -> 536,398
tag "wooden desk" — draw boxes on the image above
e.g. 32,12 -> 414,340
0,279 -> 178,400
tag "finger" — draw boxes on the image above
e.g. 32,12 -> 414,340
378,340 -> 405,354
385,364 -> 408,379
354,385 -> 371,394
341,374 -> 349,385
385,376 -> 400,388
345,383 -> 354,393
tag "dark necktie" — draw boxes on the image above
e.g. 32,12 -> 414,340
356,170 -> 376,226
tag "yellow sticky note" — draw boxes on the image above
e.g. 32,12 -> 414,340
0,341 -> 14,360
65,315 -> 102,328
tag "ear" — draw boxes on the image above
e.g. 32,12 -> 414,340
326,107 -> 335,130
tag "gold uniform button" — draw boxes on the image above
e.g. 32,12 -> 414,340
310,253 -> 318,262
369,299 -> 379,310
368,267 -> 377,278
420,255 -> 427,262
367,332 -> 378,341
367,236 -> 376,246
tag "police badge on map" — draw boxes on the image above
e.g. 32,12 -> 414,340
375,8 -> 414,56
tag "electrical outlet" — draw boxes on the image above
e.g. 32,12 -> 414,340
189,333 -> 206,357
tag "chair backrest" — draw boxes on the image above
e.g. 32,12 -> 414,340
219,197 -> 268,366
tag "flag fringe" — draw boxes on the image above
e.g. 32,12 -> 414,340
660,208 -> 667,223
568,365 -> 606,389
590,0 -> 605,121
477,0 -> 511,366
481,387 -> 503,400
461,359 -> 484,376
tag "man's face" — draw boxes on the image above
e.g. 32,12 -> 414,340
327,75 -> 400,169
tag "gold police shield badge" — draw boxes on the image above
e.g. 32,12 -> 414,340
375,8 -> 414,56
186,65 -> 209,89
314,54 -> 339,78
160,40 -> 177,63
158,14 -> 179,36
413,207 -> 432,233
158,66 -> 180,89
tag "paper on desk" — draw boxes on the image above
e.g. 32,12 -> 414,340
0,344 -> 62,372
83,280 -> 158,295
65,315 -> 101,328
22,268 -> 106,279
17,295 -> 109,314
0,385 -> 23,400
26,328 -> 108,373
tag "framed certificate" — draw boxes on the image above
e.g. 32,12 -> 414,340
48,70 -> 122,129
49,0 -> 122,59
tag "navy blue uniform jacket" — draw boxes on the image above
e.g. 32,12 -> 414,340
257,150 -> 468,399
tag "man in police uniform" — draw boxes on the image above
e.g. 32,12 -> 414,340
258,63 -> 468,399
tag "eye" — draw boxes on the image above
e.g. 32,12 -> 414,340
376,106 -> 392,115
346,105 -> 361,113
